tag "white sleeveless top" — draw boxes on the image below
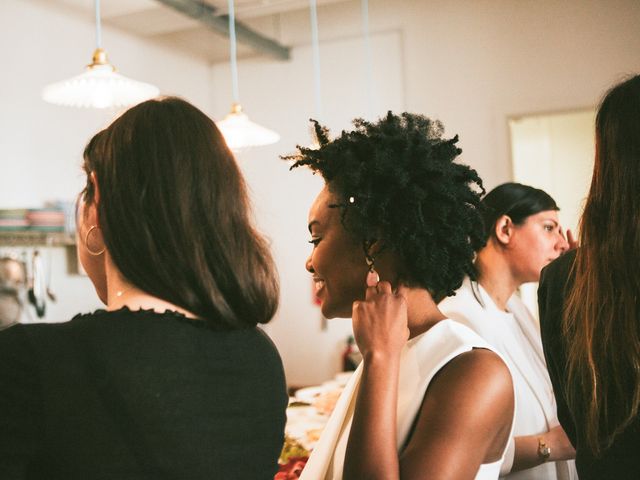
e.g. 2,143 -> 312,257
299,319 -> 515,480
439,278 -> 578,479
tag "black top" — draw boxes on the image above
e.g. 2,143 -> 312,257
0,308 -> 288,480
538,250 -> 640,479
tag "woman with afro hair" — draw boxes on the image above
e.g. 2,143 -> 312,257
287,112 -> 515,480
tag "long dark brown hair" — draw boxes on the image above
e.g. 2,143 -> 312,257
82,97 -> 279,329
563,74 -> 640,454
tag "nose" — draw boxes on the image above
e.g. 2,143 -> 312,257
305,254 -> 315,274
557,229 -> 570,253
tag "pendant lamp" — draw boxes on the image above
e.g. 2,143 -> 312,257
42,0 -> 159,109
302,0 -> 322,151
216,0 -> 280,150
310,0 -> 322,121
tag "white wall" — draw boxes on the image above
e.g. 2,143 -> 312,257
212,0 -> 640,386
0,0 -> 212,323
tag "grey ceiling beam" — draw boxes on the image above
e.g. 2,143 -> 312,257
154,0 -> 291,60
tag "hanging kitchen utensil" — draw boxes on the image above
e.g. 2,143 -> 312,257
45,237 -> 57,302
27,250 -> 46,318
0,256 -> 26,328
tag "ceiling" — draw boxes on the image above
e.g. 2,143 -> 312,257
34,0 -> 350,63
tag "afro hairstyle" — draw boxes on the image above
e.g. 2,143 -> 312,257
285,111 -> 486,301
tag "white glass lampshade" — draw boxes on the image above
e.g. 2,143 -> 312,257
42,49 -> 159,109
216,103 -> 280,151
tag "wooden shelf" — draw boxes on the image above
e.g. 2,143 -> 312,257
0,230 -> 75,247
0,231 -> 80,274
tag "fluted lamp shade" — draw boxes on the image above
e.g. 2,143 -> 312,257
42,49 -> 159,109
216,103 -> 280,150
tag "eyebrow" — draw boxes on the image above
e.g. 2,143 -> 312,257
542,218 -> 559,226
308,220 -> 319,233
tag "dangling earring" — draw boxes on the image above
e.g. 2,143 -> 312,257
85,225 -> 105,256
365,255 -> 380,287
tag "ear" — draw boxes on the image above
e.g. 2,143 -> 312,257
494,214 -> 514,246
90,172 -> 101,206
83,172 -> 100,227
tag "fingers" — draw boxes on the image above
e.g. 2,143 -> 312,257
364,280 -> 393,301
560,227 -> 578,251
362,280 -> 408,302
376,281 -> 393,295
365,285 -> 378,301
352,280 -> 410,357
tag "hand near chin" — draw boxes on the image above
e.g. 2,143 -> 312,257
352,281 -> 410,361
560,227 -> 579,251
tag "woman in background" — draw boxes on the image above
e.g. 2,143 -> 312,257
439,182 -> 576,479
538,74 -> 640,478
289,113 -> 515,479
0,97 -> 287,480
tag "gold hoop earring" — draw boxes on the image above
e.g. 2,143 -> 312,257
85,225 -> 105,256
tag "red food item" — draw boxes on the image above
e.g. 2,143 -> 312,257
274,456 -> 309,480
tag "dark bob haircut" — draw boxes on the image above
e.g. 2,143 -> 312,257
285,112 -> 485,301
481,182 -> 560,242
82,97 -> 279,329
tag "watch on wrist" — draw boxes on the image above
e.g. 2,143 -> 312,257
537,437 -> 551,462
